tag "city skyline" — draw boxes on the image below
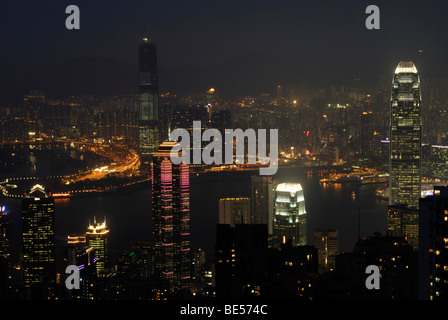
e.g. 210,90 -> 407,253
2,0 -> 448,310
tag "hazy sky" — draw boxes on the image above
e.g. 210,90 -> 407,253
1,0 -> 447,99
1,0 -> 447,67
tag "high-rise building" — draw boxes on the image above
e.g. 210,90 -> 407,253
66,235 -> 96,300
386,204 -> 419,250
170,105 -> 210,166
152,141 -> 191,294
360,110 -> 374,158
0,205 -> 11,299
0,204 -> 10,265
250,175 -> 276,235
313,228 -> 339,273
215,224 -> 268,299
333,235 -> 417,300
273,182 -> 307,246
218,198 -> 251,226
389,61 -> 422,209
85,217 -> 109,277
431,145 -> 448,180
138,37 -> 160,168
418,186 -> 448,300
21,184 -> 56,299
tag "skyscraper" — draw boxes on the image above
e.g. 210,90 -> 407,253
313,228 -> 339,273
21,184 -> 55,299
219,197 -> 251,226
250,175 -> 276,235
0,205 -> 11,299
66,235 -> 96,300
152,141 -> 191,294
85,217 -> 109,277
138,37 -> 160,168
215,223 -> 268,299
389,61 -> 422,209
170,105 -> 210,166
386,204 -> 419,250
0,205 -> 10,265
418,186 -> 448,300
273,182 -> 307,247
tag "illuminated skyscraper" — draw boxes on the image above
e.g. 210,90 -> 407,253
386,204 -> 419,250
273,182 -> 307,246
85,217 -> 109,277
66,235 -> 96,300
0,205 -> 11,299
138,37 -> 160,168
418,186 -> 448,300
152,141 -> 190,294
0,205 -> 10,264
21,184 -> 55,299
389,61 -> 422,209
431,145 -> 448,180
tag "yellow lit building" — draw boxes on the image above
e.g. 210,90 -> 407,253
86,217 -> 109,277
21,184 -> 56,299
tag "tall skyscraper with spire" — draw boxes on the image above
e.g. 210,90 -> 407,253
138,37 -> 160,168
389,61 -> 422,209
152,141 -> 191,295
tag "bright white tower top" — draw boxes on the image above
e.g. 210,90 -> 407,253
395,61 -> 418,74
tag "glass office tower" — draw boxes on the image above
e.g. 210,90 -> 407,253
152,141 -> 190,294
85,217 -> 109,277
389,61 -> 422,209
138,37 -> 160,168
273,182 -> 307,246
21,184 -> 55,299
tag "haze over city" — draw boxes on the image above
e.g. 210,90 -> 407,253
1,0 -> 448,313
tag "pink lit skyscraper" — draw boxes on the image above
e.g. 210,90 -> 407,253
152,141 -> 190,294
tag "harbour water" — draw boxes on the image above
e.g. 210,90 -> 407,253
2,165 -> 389,266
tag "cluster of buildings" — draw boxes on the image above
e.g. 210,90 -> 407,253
2,34 -> 448,302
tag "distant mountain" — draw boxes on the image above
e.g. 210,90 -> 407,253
160,52 -> 385,96
0,52 -> 394,104
30,56 -> 138,98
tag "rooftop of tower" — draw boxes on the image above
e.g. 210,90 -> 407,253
28,184 -> 49,198
395,61 -> 418,74
276,182 -> 303,193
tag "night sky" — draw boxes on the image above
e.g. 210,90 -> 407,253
1,0 -> 448,101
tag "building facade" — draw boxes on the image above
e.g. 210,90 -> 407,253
273,182 -> 307,246
21,184 -> 56,299
138,37 -> 160,167
313,228 -> 339,273
389,61 -> 422,209
152,141 -> 191,294
85,218 -> 109,277
418,186 -> 448,300
387,204 -> 419,250
251,175 -> 276,235
219,197 -> 251,226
